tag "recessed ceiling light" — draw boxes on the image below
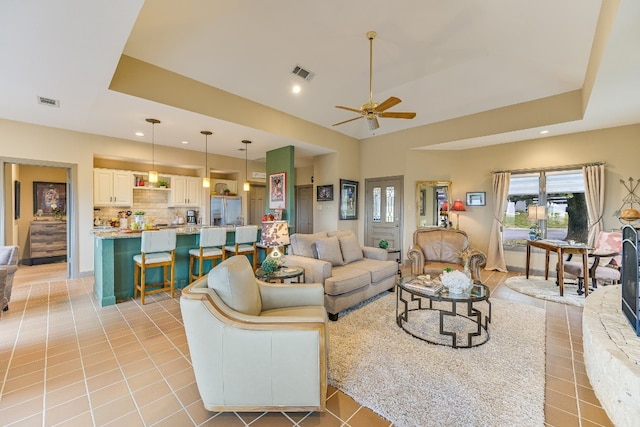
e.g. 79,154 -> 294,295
292,84 -> 301,94
135,132 -> 144,137
181,141 -> 189,144
540,130 -> 550,135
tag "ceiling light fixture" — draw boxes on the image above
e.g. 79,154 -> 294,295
201,131 -> 212,188
145,118 -> 160,183
292,84 -> 301,94
540,130 -> 550,135
242,140 -> 251,192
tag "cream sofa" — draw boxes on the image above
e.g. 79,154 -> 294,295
0,246 -> 19,312
407,228 -> 486,281
180,255 -> 327,412
285,231 -> 397,321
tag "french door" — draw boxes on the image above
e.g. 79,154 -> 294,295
364,176 -> 403,253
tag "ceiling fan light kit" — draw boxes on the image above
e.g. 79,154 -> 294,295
333,30 -> 416,130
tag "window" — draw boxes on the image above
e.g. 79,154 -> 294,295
503,169 -> 587,246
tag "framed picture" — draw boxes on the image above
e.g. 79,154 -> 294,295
34,181 -> 66,215
339,179 -> 358,220
14,180 -> 20,220
268,172 -> 286,209
317,184 -> 333,201
466,191 -> 486,206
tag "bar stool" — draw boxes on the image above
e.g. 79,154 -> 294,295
189,227 -> 227,283
224,225 -> 259,270
133,229 -> 176,305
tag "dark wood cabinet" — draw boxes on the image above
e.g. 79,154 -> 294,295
29,221 -> 67,264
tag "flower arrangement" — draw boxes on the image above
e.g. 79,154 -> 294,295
261,257 -> 281,274
456,247 -> 474,262
441,269 -> 472,294
50,203 -> 63,219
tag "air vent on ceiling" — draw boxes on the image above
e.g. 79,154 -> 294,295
292,65 -> 315,81
37,96 -> 60,108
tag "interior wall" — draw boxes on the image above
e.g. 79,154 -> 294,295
16,165 -> 67,262
359,123 -> 640,269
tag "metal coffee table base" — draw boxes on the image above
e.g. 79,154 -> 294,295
396,283 -> 492,348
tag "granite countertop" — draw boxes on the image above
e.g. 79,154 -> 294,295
91,225 -> 241,239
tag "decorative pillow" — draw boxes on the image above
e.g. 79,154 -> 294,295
207,256 -> 262,316
339,234 -> 363,264
315,236 -> 345,266
327,230 -> 354,237
290,232 -> 326,258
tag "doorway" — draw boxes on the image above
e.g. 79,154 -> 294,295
248,184 -> 266,225
295,185 -> 313,234
364,176 -> 403,255
2,159 -> 77,279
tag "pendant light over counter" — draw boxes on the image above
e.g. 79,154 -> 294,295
201,131 -> 212,188
242,139 -> 251,192
146,118 -> 160,183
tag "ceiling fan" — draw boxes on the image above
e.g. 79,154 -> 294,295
333,31 -> 416,131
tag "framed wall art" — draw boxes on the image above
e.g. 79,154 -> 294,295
33,181 -> 66,215
268,172 -> 286,209
316,184 -> 333,201
466,191 -> 486,206
339,179 -> 358,220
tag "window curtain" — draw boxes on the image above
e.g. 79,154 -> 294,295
486,172 -> 511,271
583,164 -> 605,247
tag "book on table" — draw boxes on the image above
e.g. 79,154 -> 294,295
404,278 -> 443,294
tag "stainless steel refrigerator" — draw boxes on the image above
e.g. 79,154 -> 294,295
210,196 -> 243,226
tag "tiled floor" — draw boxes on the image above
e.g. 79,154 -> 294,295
0,263 -> 613,426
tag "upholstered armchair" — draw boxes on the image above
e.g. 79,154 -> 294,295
180,255 -> 328,412
407,228 -> 486,281
0,246 -> 19,312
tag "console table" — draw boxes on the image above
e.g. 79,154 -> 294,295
525,239 -> 589,296
29,220 -> 67,265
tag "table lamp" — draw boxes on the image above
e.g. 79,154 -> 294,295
260,220 -> 290,261
527,205 -> 546,239
451,200 -> 466,229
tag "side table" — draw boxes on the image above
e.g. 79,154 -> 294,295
386,248 -> 402,277
256,266 -> 305,283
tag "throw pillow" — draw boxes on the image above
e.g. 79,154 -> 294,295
339,234 -> 363,264
315,236 -> 345,266
207,256 -> 262,316
290,232 -> 326,258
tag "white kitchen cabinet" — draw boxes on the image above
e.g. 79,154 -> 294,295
169,176 -> 201,207
94,169 -> 133,206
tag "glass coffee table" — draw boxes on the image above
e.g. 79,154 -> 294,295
256,266 -> 305,283
396,275 -> 491,348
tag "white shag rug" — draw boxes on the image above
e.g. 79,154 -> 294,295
327,293 -> 545,427
504,275 -> 585,307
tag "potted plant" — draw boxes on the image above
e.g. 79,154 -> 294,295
134,211 -> 145,224
158,180 -> 168,188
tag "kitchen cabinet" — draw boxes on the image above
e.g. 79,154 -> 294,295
169,176 -> 201,207
94,169 -> 133,206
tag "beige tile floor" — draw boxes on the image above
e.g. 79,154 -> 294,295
0,263 -> 613,426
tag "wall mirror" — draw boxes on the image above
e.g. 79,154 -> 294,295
416,181 -> 451,227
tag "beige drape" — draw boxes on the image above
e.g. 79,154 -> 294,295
583,164 -> 605,247
486,172 -> 511,271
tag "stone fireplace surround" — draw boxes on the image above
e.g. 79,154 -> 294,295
583,285 -> 640,427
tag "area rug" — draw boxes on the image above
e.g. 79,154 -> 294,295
327,293 -> 545,427
504,275 -> 585,307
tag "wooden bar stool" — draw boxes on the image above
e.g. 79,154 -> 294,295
224,225 -> 258,270
189,227 -> 227,283
133,229 -> 176,305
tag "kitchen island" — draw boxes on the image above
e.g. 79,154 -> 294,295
92,226 -> 263,306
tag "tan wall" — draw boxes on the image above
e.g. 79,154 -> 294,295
360,123 -> 640,269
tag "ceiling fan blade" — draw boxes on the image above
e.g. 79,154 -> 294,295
335,105 -> 363,114
375,96 -> 402,113
332,116 -> 364,126
378,111 -> 416,119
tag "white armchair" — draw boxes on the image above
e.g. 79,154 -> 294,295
0,246 -> 19,312
180,255 -> 328,412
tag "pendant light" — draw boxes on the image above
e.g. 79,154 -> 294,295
146,118 -> 160,183
201,131 -> 212,188
242,139 -> 251,191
